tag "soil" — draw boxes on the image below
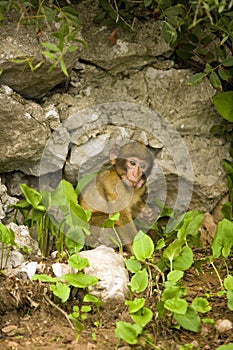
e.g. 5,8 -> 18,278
0,249 -> 233,350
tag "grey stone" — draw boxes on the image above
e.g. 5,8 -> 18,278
79,246 -> 129,302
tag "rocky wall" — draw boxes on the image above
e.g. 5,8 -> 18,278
0,0 -> 230,220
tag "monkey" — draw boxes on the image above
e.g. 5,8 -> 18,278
78,142 -> 156,254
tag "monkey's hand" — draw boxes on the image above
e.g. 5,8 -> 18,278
139,206 -> 156,225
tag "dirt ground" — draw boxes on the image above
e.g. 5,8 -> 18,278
0,250 -> 233,350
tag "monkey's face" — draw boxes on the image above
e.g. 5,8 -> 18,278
124,157 -> 147,189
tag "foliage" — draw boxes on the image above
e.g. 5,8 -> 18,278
12,179 -> 91,257
0,0 -> 85,76
33,253 -> 99,339
98,0 -> 233,136
0,223 -> 16,269
33,253 -> 98,302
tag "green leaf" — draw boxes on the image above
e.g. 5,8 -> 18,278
126,298 -> 145,314
209,71 -> 222,91
164,298 -> 188,314
188,73 -> 205,86
60,57 -> 69,77
41,42 -> 60,52
167,270 -> 184,283
76,173 -> 97,196
216,344 -> 233,350
50,282 -> 70,303
226,291 -> 233,311
131,307 -> 153,327
32,274 -> 59,283
191,297 -> 211,313
144,0 -> 152,6
222,56 -> 233,67
211,219 -> 233,258
83,294 -> 99,303
20,184 -> 45,210
156,237 -> 166,250
162,286 -> 184,301
125,257 -> 142,273
218,67 -> 230,82
0,224 -> 15,246
133,231 -> 154,261
212,92 -> 233,122
174,306 -> 201,333
115,321 -> 142,345
103,212 -> 120,228
224,275 -> 233,291
81,305 -> 92,313
173,246 -> 194,271
68,254 -> 89,271
130,268 -> 148,293
42,51 -> 56,60
62,272 -> 98,288
222,202 -> 233,221
163,239 -> 183,266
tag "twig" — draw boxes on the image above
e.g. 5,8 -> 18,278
43,288 -> 75,329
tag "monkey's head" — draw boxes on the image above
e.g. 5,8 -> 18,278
110,142 -> 153,189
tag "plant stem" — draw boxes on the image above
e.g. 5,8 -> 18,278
211,261 -> 224,290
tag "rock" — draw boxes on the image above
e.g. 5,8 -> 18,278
7,222 -> 41,256
0,18 -> 83,99
215,319 -> 233,333
0,86 -> 50,174
17,261 -> 38,280
79,246 -> 129,302
52,262 -> 76,278
77,1 -> 171,75
0,178 -> 18,221
0,223 -> 40,270
1,250 -> 25,269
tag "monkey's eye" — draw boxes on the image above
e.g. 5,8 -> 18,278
129,160 -> 136,166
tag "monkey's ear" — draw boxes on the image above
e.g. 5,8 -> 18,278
109,144 -> 120,164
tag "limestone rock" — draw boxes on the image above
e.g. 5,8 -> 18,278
0,20 -> 83,99
0,178 -> 18,221
79,246 -> 129,302
0,86 -> 50,174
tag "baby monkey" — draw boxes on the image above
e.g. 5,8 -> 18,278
79,142 -> 156,254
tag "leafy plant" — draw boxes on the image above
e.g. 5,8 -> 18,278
33,252 -> 99,339
0,0 -> 85,76
33,253 -> 98,302
13,179 -> 91,257
0,223 -> 16,269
